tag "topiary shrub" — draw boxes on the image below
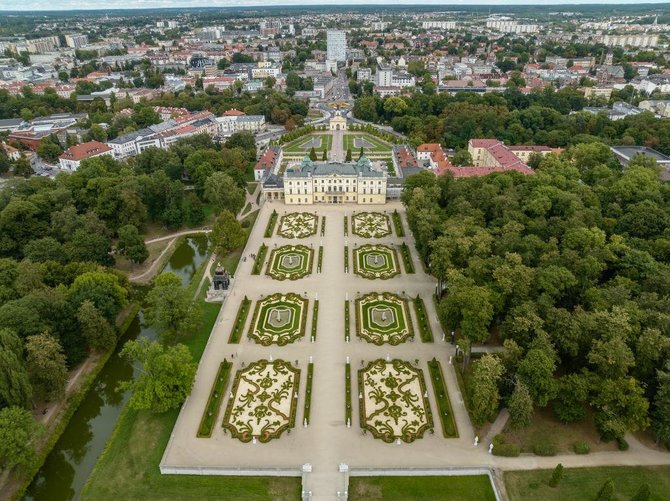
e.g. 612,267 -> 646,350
533,441 -> 557,456
617,437 -> 629,451
492,435 -> 520,457
548,463 -> 564,488
573,441 -> 591,454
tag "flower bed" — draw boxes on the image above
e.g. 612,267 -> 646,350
355,292 -> 414,345
266,244 -> 314,280
197,360 -> 232,438
223,359 -> 300,443
392,210 -> 405,237
427,358 -> 458,437
400,242 -> 415,273
248,292 -> 308,346
351,212 -> 391,239
344,246 -> 349,273
343,216 -> 348,236
358,359 -> 433,443
264,210 -> 278,238
252,244 -> 268,275
413,295 -> 434,342
345,362 -> 352,424
320,216 -> 326,236
344,300 -> 350,341
317,246 -> 324,273
228,296 -> 251,343
303,362 -> 314,425
353,244 -> 400,280
311,300 -> 319,341
277,212 -> 318,239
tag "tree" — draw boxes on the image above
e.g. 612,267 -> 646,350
451,149 -> 472,166
345,148 -> 352,162
37,139 -> 62,164
548,463 -> 564,488
0,406 -> 43,471
508,379 -> 534,429
68,271 -> 128,323
517,348 -> 557,407
359,146 -> 364,159
210,210 -> 245,256
117,224 -> 149,265
592,377 -> 649,440
26,333 -> 68,400
309,146 -> 317,161
652,362 -> 670,444
13,155 -> 33,178
321,149 -> 327,161
553,372 -> 590,423
631,484 -> 651,501
118,338 -> 196,413
596,479 -> 614,501
144,273 -> 200,343
77,301 -> 116,352
468,354 -> 503,426
0,329 -> 32,409
204,172 -> 246,215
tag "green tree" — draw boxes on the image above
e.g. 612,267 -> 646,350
592,377 -> 649,440
309,146 -> 317,161
0,329 -> 32,409
37,138 -> 62,164
553,372 -> 590,423
652,362 -> 670,444
321,149 -> 327,161
13,155 -> 33,178
117,224 -> 149,265
144,273 -> 200,343
508,379 -> 534,429
469,354 -> 503,426
118,338 -> 196,413
451,149 -> 472,166
345,148 -> 352,162
0,406 -> 43,471
359,146 -> 364,159
548,463 -> 564,488
26,333 -> 68,400
596,479 -> 614,501
517,348 -> 557,407
210,210 -> 245,256
77,300 -> 116,352
204,172 -> 246,215
68,271 -> 128,323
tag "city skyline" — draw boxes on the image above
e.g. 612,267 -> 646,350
2,0 -> 669,12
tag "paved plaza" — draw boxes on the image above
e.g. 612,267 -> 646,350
161,201 -> 670,500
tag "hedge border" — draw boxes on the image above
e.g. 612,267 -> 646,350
400,242 -> 415,274
264,210 -> 278,238
303,363 -> 314,425
311,300 -> 319,341
392,210 -> 405,237
345,362 -> 352,424
427,358 -> 459,438
251,244 -> 268,275
196,360 -> 232,438
413,295 -> 434,342
228,296 -> 251,343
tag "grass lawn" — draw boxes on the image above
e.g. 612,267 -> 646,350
81,207 -> 302,501
343,133 -> 392,155
504,466 -> 670,501
283,133 -> 332,154
349,475 -> 496,501
246,182 -> 257,195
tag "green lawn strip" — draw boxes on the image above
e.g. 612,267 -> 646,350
320,216 -> 326,236
344,246 -> 349,272
242,202 -> 251,214
228,296 -> 251,343
343,215 -> 348,236
345,362 -> 352,424
392,210 -> 405,237
311,300 -> 319,341
400,242 -> 415,273
196,360 -> 232,438
427,358 -> 458,437
345,300 -> 351,339
246,182 -> 257,195
82,294 -> 300,501
303,363 -> 314,425
349,475 -> 496,501
504,466 -> 670,501
252,244 -> 268,275
413,295 -> 434,342
317,246 -> 324,273
265,209 -> 278,237
452,355 -> 479,434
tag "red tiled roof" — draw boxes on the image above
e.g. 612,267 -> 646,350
59,141 -> 112,161
223,109 -> 246,116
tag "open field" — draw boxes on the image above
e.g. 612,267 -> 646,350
343,133 -> 393,155
349,475 -> 496,501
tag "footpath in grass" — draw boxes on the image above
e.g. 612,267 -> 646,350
505,466 -> 670,501
349,475 -> 496,501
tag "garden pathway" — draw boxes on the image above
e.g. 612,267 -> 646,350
330,129 -> 344,162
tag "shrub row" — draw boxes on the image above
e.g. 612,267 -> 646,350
317,246 -> 323,273
252,244 -> 268,275
197,360 -> 232,437
264,209 -> 278,237
427,358 -> 458,437
303,363 -> 314,425
345,362 -> 352,424
343,215 -> 348,236
320,216 -> 326,236
228,296 -> 251,343
344,246 -> 349,272
413,295 -> 434,342
400,243 -> 415,273
392,210 -> 405,237
311,300 -> 319,341
344,300 -> 350,341
492,434 -> 521,457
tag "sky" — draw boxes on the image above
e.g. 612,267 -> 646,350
0,0 -> 668,13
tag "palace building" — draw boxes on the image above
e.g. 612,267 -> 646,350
264,156 -> 387,205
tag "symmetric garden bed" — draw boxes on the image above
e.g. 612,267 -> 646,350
358,359 -> 433,443
248,293 -> 308,346
266,244 -> 314,280
351,212 -> 391,239
277,212 -> 318,239
355,292 -> 414,345
223,359 -> 300,443
353,244 -> 400,280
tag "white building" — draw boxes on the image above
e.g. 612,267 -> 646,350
422,21 -> 456,30
376,63 -> 393,87
65,34 -> 89,49
327,30 -> 347,63
357,68 -> 372,82
59,140 -> 113,171
601,34 -> 658,48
